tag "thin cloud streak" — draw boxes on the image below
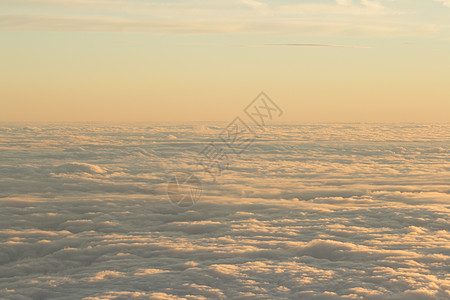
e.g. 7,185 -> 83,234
247,43 -> 370,49
0,14 -> 407,36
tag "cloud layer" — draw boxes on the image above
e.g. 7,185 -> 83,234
0,123 -> 449,299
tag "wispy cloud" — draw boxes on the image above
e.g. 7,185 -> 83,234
0,13 -> 438,37
435,0 -> 450,8
247,43 -> 370,49
0,0 -> 447,36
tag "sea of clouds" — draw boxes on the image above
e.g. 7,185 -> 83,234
0,123 -> 449,299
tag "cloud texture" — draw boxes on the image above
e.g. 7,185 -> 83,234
0,123 -> 449,299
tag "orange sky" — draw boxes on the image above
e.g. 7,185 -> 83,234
1,0 -> 450,122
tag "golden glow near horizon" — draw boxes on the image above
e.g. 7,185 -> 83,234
1,0 -> 450,122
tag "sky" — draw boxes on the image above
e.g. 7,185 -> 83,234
1,0 -> 450,123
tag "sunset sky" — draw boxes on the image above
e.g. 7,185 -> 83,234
1,0 -> 450,122
1,2 -> 450,298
